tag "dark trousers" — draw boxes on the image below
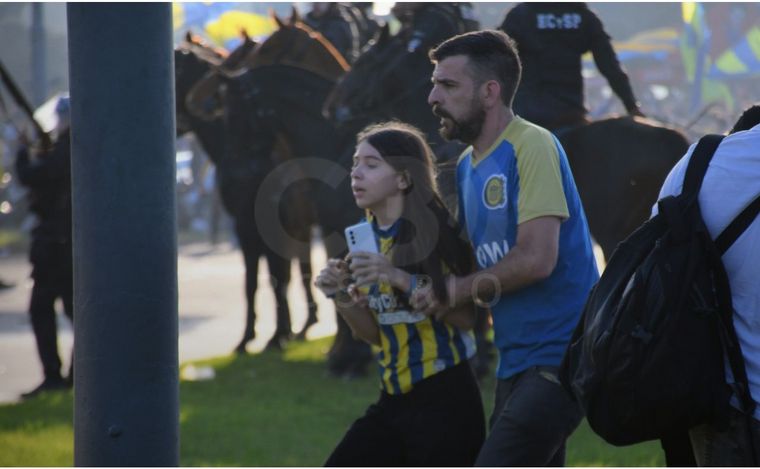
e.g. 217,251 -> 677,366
689,406 -> 760,466
29,268 -> 74,379
660,431 -> 696,466
475,365 -> 583,466
325,361 -> 486,466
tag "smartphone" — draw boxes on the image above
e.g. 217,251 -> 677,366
344,221 -> 379,254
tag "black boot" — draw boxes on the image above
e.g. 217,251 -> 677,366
21,375 -> 70,399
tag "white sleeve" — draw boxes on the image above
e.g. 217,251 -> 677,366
650,143 -> 695,217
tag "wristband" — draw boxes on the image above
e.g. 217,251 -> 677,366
407,275 -> 418,297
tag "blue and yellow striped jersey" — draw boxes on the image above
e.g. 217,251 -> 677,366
363,217 -> 476,395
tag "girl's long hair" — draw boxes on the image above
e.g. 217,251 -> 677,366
356,121 -> 474,302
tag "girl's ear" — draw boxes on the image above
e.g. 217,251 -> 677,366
398,170 -> 412,191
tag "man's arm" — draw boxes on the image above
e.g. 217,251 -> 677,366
587,11 -> 644,117
452,216 -> 560,306
412,216 -> 561,314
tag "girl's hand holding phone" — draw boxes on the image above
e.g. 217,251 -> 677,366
347,251 -> 399,288
314,259 -> 352,297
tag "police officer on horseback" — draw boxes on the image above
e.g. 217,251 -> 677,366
349,2 -> 381,50
500,3 -> 645,134
304,2 -> 367,64
392,3 -> 480,53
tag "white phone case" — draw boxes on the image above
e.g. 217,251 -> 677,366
345,222 -> 378,254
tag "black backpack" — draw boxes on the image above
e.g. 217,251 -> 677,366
559,134 -> 760,447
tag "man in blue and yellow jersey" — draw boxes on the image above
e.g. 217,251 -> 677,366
421,30 -> 599,465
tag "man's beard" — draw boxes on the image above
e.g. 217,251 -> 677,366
433,97 -> 486,144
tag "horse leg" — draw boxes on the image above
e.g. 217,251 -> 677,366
264,248 -> 293,351
295,240 -> 318,340
234,220 -> 260,354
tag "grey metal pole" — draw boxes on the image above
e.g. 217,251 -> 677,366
67,4 -> 178,466
31,3 -> 47,106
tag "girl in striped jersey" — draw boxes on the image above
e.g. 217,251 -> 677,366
315,121 -> 485,466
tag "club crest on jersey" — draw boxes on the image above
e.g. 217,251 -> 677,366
483,174 -> 507,209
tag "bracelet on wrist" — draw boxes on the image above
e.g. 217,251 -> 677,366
406,274 -> 418,298
327,288 -> 350,300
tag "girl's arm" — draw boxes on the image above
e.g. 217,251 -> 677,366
314,258 -> 381,347
334,291 -> 381,347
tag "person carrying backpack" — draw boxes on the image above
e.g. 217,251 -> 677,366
652,104 -> 760,465
560,104 -> 760,466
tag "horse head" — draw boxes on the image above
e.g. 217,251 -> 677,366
214,8 -> 352,160
223,29 -> 258,70
183,31 -> 259,123
243,9 -> 349,81
174,32 -> 228,134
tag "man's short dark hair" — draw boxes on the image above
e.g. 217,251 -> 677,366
429,30 -> 521,107
729,104 -> 760,134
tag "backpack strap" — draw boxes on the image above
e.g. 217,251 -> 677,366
715,193 -> 760,255
682,132 -> 760,255
658,134 -> 725,242
682,134 -> 725,199
685,134 -> 759,429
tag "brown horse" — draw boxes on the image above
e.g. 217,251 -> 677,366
183,31 -> 257,122
214,11 -> 379,376
243,10 -> 349,78
560,116 -> 689,259
174,33 -> 228,135
175,32 -> 319,354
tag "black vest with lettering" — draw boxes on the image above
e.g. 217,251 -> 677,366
500,3 -> 635,129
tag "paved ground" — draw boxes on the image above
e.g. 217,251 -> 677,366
0,240 -> 337,404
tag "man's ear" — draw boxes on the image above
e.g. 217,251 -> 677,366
482,80 -> 502,108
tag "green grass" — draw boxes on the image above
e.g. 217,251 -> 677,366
0,337 -> 664,466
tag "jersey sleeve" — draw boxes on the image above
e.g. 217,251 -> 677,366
515,129 -> 570,224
